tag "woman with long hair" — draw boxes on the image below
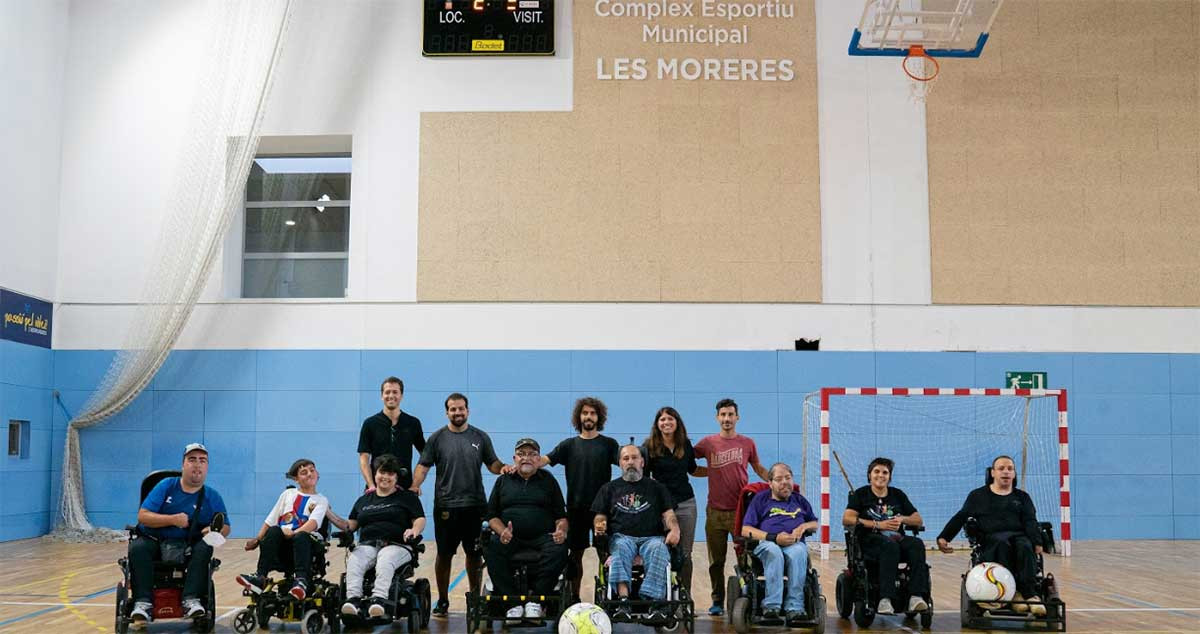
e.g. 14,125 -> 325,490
642,406 -> 699,596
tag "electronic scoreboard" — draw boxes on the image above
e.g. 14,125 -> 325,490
423,0 -> 554,56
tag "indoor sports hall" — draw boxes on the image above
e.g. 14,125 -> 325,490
1,1 -> 1198,632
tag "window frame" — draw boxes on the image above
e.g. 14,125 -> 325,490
239,151 -> 352,299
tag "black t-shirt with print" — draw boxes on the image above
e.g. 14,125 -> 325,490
846,485 -> 918,540
349,489 -> 426,543
591,477 -> 675,538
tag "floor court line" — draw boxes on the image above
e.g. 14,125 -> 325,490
0,586 -> 114,628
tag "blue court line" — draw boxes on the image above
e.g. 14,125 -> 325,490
447,569 -> 467,591
0,586 -> 114,628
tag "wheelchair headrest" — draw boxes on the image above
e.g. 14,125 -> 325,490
140,470 -> 182,503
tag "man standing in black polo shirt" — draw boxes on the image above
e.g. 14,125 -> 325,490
358,376 -> 425,490
485,438 -> 568,621
539,397 -> 620,604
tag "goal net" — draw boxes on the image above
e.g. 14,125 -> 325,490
799,388 -> 1070,560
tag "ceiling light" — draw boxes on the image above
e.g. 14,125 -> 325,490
285,219 -> 296,226
315,193 -> 331,212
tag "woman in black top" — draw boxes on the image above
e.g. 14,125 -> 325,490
841,457 -> 930,616
642,406 -> 699,595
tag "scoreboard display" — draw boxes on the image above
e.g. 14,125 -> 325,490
423,0 -> 555,57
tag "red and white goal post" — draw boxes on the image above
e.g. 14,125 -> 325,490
801,387 -> 1070,560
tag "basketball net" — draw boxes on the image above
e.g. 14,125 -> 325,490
903,45 -> 940,104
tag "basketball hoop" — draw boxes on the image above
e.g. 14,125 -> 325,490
902,45 -> 939,103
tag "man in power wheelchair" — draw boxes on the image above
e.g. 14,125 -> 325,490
115,443 -> 230,633
727,463 -> 825,634
836,457 -> 933,629
466,438 -> 571,630
592,444 -> 695,633
938,455 -> 1065,631
231,458 -> 342,633
336,456 -> 432,631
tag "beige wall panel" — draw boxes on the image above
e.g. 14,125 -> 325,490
1161,190 -> 1200,224
1162,265 -> 1200,305
418,260 -> 501,301
738,262 -> 820,302
1085,265 -> 1166,306
660,261 -> 743,302
1159,112 -> 1200,150
417,2 -> 821,301
1008,267 -> 1088,306
931,0 -> 1200,306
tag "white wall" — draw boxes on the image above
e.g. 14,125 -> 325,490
817,0 -> 932,305
49,0 -> 1200,353
0,0 -> 68,301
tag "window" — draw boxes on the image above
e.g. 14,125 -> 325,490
8,420 -> 29,459
242,155 -> 351,298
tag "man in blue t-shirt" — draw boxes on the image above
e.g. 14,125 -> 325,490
740,463 -> 817,623
129,443 -> 230,627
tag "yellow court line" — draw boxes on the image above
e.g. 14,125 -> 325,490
1,562 -> 113,593
58,572 -> 108,634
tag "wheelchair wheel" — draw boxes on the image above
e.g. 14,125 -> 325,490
301,608 -> 324,634
730,596 -> 751,634
812,595 -> 827,634
232,607 -> 257,634
415,578 -> 432,627
959,577 -> 971,628
725,575 -> 740,622
114,581 -> 129,634
835,572 -> 852,619
920,604 -> 933,629
852,598 -> 874,628
408,608 -> 421,633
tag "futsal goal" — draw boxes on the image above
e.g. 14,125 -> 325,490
799,387 -> 1070,560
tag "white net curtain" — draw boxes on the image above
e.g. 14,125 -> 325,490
53,0 -> 295,540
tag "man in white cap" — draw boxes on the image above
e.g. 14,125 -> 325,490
128,443 -> 230,628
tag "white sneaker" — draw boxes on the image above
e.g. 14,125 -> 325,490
506,605 -> 525,619
908,596 -> 928,612
524,602 -> 544,619
876,598 -> 895,614
182,598 -> 205,618
130,601 -> 152,628
341,600 -> 360,616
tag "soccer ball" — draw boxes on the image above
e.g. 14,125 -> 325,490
965,562 -> 1016,602
558,602 -> 612,634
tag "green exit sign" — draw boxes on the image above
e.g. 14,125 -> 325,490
1006,371 -> 1047,389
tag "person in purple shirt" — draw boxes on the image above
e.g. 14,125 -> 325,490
739,463 -> 818,622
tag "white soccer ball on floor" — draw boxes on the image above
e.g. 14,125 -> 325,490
558,602 -> 612,634
965,562 -> 1017,602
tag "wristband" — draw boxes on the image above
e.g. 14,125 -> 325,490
766,532 -> 778,543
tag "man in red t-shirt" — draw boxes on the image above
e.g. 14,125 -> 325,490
694,398 -> 770,616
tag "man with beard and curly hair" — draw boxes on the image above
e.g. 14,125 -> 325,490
537,397 -> 620,604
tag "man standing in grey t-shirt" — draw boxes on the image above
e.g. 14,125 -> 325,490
411,392 -> 503,617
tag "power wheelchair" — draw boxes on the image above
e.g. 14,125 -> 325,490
114,470 -> 221,633
958,469 -> 1066,631
593,533 -> 695,633
231,512 -> 342,634
726,482 -> 825,634
833,491 -> 933,629
959,517 -> 1065,631
465,525 -> 573,632
335,530 -> 431,632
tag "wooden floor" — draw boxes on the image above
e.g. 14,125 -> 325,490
0,538 -> 1197,633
